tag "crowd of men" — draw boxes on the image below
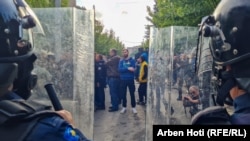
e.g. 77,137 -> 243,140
94,48 -> 149,114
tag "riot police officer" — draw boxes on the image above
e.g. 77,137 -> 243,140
192,0 -> 250,125
0,0 -> 91,140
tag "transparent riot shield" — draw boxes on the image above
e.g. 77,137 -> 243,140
146,27 -> 171,141
146,26 -> 199,140
171,26 -> 200,124
31,8 -> 94,140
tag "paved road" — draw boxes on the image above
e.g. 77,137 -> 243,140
93,83 -> 192,141
93,83 -> 146,141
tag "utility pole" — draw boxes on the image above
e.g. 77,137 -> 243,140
93,5 -> 96,21
55,0 -> 61,7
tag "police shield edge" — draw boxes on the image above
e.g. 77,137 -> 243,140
146,26 -> 202,128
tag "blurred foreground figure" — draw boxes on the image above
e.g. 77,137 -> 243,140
0,0 -> 91,140
192,0 -> 250,125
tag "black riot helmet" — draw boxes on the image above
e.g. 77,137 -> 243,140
198,0 -> 250,106
202,0 -> 250,66
0,0 -> 44,99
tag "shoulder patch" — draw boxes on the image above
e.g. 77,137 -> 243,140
64,126 -> 80,141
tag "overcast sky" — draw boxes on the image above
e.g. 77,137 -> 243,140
76,0 -> 154,47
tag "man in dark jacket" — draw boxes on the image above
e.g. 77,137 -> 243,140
95,54 -> 107,110
106,49 -> 121,112
0,1 -> 90,140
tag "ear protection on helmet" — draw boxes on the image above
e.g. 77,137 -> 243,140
199,16 -> 233,66
13,54 -> 37,100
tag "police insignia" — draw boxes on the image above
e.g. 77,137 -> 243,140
64,127 -> 79,141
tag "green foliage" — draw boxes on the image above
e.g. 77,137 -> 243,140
141,39 -> 149,49
94,20 -> 124,56
141,25 -> 150,49
26,0 -> 69,7
147,0 -> 220,28
145,0 -> 220,55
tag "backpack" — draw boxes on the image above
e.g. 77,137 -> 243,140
0,99 -> 60,141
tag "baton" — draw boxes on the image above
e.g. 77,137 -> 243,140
44,83 -> 63,111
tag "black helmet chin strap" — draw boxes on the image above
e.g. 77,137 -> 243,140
216,70 -> 235,106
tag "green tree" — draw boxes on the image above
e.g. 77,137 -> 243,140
94,19 -> 124,56
140,25 -> 150,49
144,0 -> 220,55
26,0 -> 68,7
146,0 -> 220,28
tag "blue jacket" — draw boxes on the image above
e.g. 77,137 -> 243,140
230,93 -> 250,124
26,116 -> 88,141
118,57 -> 135,80
0,92 -> 91,141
